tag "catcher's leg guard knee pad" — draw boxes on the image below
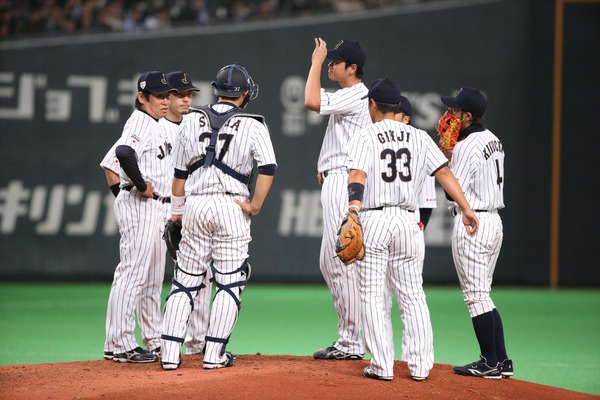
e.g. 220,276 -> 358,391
212,260 -> 250,310
166,270 -> 207,310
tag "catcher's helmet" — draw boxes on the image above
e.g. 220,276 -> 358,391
211,63 -> 259,103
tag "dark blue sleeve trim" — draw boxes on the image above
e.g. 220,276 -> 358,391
258,164 -> 277,176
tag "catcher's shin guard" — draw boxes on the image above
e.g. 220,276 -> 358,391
204,260 -> 250,363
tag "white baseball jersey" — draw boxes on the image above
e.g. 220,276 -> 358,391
161,102 -> 277,367
346,119 -> 447,379
316,82 -> 370,357
347,120 -> 447,210
118,109 -> 172,197
419,177 -> 437,208
317,82 -> 371,172
171,104 -> 276,197
449,128 -> 505,318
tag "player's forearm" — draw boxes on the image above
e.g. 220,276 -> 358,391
435,167 -> 473,213
304,66 -> 322,112
249,174 -> 274,214
115,145 -> 147,192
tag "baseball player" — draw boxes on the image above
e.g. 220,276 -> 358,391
345,78 -> 479,381
102,71 -> 176,363
386,95 -> 437,364
305,37 -> 370,360
160,63 -> 277,370
439,87 -> 512,379
162,71 -> 213,356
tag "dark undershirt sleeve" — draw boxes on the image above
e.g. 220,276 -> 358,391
419,207 -> 433,229
115,145 -> 147,192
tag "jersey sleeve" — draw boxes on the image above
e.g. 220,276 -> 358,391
346,130 -> 371,173
319,86 -> 366,116
99,139 -> 121,173
251,120 -> 277,168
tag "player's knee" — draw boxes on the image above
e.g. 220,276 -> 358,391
212,260 -> 250,310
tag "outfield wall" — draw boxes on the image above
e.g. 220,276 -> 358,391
1,0 -> 598,286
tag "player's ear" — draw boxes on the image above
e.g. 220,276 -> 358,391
137,91 -> 147,105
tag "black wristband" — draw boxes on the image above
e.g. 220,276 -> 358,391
109,183 -> 120,198
348,182 -> 365,202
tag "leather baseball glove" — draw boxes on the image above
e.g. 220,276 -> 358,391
436,111 -> 462,150
335,210 -> 365,265
163,220 -> 182,260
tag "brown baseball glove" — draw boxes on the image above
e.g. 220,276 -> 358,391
335,210 -> 365,265
436,111 -> 462,150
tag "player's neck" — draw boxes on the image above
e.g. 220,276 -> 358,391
338,76 -> 361,89
166,112 -> 183,123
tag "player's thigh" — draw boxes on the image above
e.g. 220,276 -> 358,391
211,202 -> 251,274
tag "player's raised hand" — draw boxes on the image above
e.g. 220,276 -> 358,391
461,210 -> 479,236
312,37 -> 327,65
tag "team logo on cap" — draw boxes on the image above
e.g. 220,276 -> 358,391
161,74 -> 167,85
335,40 -> 344,49
140,81 -> 146,90
182,74 -> 190,84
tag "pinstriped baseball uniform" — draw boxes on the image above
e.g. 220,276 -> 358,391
318,82 -> 370,356
161,103 -> 277,366
347,119 -> 448,379
387,174 -> 437,363
159,116 -> 213,355
104,108 -> 171,355
100,139 -> 167,356
448,128 -> 505,318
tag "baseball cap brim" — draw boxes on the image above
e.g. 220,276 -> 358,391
441,95 -> 460,109
327,49 -> 345,61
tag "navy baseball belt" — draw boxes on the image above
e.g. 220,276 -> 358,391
451,208 -> 490,217
122,185 -> 171,204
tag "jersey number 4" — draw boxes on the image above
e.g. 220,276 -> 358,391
380,148 -> 412,183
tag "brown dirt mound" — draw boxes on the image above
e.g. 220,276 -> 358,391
0,354 -> 597,400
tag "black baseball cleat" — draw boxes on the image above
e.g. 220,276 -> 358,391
203,351 -> 236,369
499,358 -> 514,378
103,351 -> 113,360
453,356 -> 502,379
313,344 -> 364,360
362,366 -> 393,381
113,347 -> 159,363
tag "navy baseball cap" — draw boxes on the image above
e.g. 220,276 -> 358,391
327,39 -> 366,69
441,87 -> 487,118
137,71 -> 174,94
398,95 -> 413,117
361,78 -> 402,104
166,71 -> 200,92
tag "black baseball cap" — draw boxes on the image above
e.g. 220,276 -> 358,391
166,71 -> 200,92
327,39 -> 366,69
441,87 -> 487,118
137,71 -> 174,94
398,95 -> 413,117
361,78 -> 402,104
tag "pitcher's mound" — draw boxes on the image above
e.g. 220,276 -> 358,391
1,354 -> 596,399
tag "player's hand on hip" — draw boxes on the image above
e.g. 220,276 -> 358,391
461,210 -> 479,236
234,198 -> 260,216
139,181 -> 154,198
312,37 -> 327,64
317,172 -> 324,186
